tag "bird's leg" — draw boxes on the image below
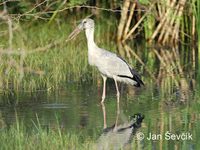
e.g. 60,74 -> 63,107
101,103 -> 107,129
101,75 -> 107,103
114,78 -> 120,103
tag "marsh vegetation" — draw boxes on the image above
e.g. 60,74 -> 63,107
0,0 -> 199,149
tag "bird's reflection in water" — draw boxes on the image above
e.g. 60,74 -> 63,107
97,102 -> 144,150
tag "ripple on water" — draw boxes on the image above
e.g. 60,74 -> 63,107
41,103 -> 69,109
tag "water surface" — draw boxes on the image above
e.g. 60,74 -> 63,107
0,82 -> 199,149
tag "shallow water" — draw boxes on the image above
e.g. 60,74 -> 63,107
0,82 -> 199,149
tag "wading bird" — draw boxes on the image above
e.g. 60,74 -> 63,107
67,18 -> 144,103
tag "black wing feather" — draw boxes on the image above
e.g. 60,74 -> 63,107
117,56 -> 144,87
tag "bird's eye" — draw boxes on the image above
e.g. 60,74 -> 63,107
83,21 -> 86,24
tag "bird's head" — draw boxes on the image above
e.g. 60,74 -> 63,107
79,18 -> 95,30
66,18 -> 94,41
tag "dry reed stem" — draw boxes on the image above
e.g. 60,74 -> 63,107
159,1 -> 179,43
117,0 -> 130,41
158,0 -> 167,16
123,10 -> 148,41
150,0 -> 176,42
162,4 -> 179,43
157,0 -> 171,42
171,0 -> 186,44
123,2 -> 136,39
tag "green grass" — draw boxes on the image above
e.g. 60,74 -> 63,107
0,11 -> 199,93
0,123 -> 95,150
0,17 -> 118,91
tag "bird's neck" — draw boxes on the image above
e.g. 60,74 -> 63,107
85,27 -> 97,50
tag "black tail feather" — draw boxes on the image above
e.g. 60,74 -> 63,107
131,69 -> 144,87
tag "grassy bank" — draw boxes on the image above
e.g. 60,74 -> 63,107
0,17 -> 118,91
0,17 -> 198,93
0,0 -> 199,92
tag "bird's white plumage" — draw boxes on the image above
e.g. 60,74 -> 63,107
68,18 -> 143,102
95,48 -> 137,84
85,19 -> 136,85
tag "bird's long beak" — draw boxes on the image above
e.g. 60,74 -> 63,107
66,23 -> 83,42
